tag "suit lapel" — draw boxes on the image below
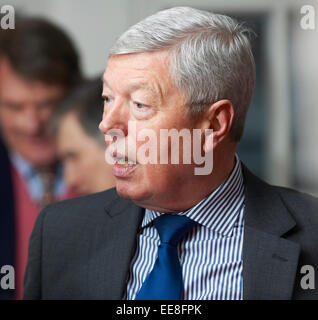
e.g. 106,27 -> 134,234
86,190 -> 144,300
242,166 -> 300,299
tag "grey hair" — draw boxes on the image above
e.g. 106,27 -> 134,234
109,6 -> 256,141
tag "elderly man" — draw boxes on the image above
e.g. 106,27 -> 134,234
24,7 -> 318,300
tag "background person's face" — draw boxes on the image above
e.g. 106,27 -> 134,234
0,58 -> 65,168
99,51 -> 208,212
57,111 -> 115,195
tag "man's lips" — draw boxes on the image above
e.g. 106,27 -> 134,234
115,158 -> 138,165
110,151 -> 139,177
112,160 -> 138,177
112,151 -> 138,165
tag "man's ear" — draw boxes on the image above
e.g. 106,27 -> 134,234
202,99 -> 234,153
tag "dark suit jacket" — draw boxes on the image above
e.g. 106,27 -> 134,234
23,165 -> 318,300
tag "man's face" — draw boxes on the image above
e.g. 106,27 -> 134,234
99,51 -> 208,212
57,112 -> 115,195
0,58 -> 65,168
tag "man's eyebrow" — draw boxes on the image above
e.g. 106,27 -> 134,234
59,151 -> 78,160
129,82 -> 161,95
102,77 -> 163,101
102,77 -> 112,90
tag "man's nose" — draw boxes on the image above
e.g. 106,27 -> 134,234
99,100 -> 128,137
24,108 -> 42,135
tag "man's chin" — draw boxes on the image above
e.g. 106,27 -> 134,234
115,182 -> 149,203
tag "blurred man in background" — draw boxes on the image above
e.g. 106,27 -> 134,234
0,17 -> 82,299
54,78 -> 115,195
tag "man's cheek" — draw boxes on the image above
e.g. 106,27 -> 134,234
0,121 -> 16,137
146,164 -> 171,187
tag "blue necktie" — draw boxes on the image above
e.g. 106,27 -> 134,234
135,214 -> 196,300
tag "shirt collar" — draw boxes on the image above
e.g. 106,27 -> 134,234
143,154 -> 245,236
10,151 -> 38,180
9,151 -> 66,201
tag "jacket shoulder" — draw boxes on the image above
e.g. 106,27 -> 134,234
242,164 -> 318,228
272,185 -> 318,227
38,187 -> 128,228
46,187 -> 118,212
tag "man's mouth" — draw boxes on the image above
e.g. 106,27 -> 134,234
112,156 -> 138,177
115,158 -> 138,166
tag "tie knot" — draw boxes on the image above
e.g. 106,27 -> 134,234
38,170 -> 56,208
153,214 -> 196,246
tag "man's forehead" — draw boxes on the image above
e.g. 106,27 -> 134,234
102,76 -> 160,94
0,81 -> 65,104
104,51 -> 169,75
102,51 -> 173,99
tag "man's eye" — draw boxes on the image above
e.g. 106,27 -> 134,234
134,102 -> 149,110
136,102 -> 144,108
103,96 -> 112,103
4,102 -> 23,112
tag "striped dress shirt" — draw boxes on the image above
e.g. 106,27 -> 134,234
125,155 -> 245,300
